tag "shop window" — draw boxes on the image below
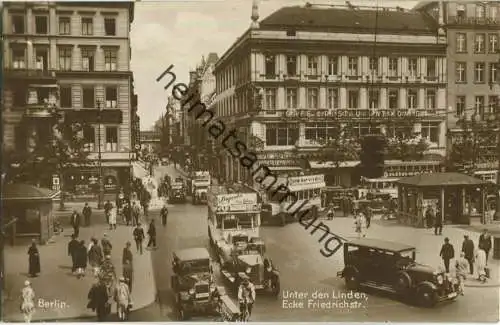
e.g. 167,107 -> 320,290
265,124 -> 298,146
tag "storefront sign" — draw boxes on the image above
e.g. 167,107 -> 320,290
215,193 -> 258,212
52,175 -> 60,191
283,109 -> 436,120
288,175 -> 325,186
258,159 -> 298,167
384,171 -> 423,177
257,151 -> 294,160
104,176 -> 118,192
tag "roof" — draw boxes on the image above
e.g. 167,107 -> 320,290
2,184 -> 59,201
259,6 -> 438,34
174,248 -> 210,261
397,172 -> 488,187
348,238 -> 415,252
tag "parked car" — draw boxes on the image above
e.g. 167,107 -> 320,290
337,238 -> 459,307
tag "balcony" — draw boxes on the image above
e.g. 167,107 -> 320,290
4,68 -> 57,81
65,109 -> 123,124
446,15 -> 500,26
24,104 -> 57,119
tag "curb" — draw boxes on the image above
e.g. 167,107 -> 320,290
464,280 -> 500,288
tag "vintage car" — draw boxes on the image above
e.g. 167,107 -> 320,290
220,237 -> 280,296
171,248 -> 222,320
337,238 -> 459,307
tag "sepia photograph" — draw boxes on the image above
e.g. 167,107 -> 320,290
1,0 -> 499,322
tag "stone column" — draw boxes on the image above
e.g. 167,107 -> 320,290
399,88 -> 407,108
380,88 -> 387,109
419,88 -> 426,110
319,87 -> 326,109
360,88 -> 367,109
339,87 -> 347,109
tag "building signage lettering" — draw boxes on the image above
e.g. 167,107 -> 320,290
288,175 -> 325,186
217,193 -> 257,206
283,109 -> 435,119
258,159 -> 298,167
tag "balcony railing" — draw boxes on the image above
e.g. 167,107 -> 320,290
4,68 -> 57,79
447,15 -> 500,26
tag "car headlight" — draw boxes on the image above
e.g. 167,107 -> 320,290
188,289 -> 195,295
437,275 -> 443,285
246,267 -> 251,274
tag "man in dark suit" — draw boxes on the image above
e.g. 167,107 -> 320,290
82,203 -> 92,227
461,235 -> 475,275
479,229 -> 493,264
68,234 -> 79,273
70,210 -> 81,237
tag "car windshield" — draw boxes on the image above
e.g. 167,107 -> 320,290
178,258 -> 210,275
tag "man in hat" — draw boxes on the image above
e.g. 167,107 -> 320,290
461,234 -> 475,275
68,234 -> 79,273
70,210 -> 81,237
101,234 -> 113,256
479,229 -> 493,264
133,223 -> 145,254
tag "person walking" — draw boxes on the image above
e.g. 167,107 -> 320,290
434,209 -> 443,235
160,204 -> 168,226
147,219 -> 157,249
365,207 -> 372,228
27,240 -> 40,277
122,202 -> 132,226
133,223 -> 145,254
479,229 -> 493,264
21,280 -> 35,323
68,234 -> 79,273
76,240 -> 88,279
123,259 -> 134,293
425,205 -> 434,229
109,206 -> 117,230
114,277 -> 132,321
132,202 -> 141,227
122,242 -> 133,266
88,238 -> 103,276
327,205 -> 334,220
87,279 -> 110,322
70,210 -> 81,238
455,252 -> 468,295
476,248 -> 487,282
82,202 -> 92,227
354,212 -> 364,239
439,237 -> 455,273
101,234 -> 113,256
461,235 -> 475,275
104,200 -> 113,224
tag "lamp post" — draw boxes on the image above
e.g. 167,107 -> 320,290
97,100 -> 104,209
494,85 -> 500,221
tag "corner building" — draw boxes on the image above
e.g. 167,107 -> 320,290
2,1 -> 136,198
213,4 -> 448,186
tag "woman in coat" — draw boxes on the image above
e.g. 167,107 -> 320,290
114,276 -> 132,320
21,280 -> 35,322
88,238 -> 103,276
76,240 -> 88,278
109,207 -> 117,230
27,240 -> 40,277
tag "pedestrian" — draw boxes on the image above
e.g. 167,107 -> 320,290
76,240 -> 88,279
160,204 -> 168,226
122,242 -> 133,266
434,209 -> 443,235
475,248 -> 487,282
455,252 -> 468,295
123,260 -> 134,293
365,207 -> 372,228
132,202 -> 141,226
461,235 -> 475,275
478,229 -> 492,264
123,202 -> 131,226
439,237 -> 455,273
425,205 -> 434,229
104,200 -> 113,224
82,202 -> 92,227
114,276 -> 132,321
326,205 -> 334,220
109,206 -> 117,230
68,234 -> 79,273
147,219 -> 157,249
133,223 -> 145,254
99,255 -> 116,290
354,212 -> 364,239
87,278 -> 110,322
27,240 -> 40,277
88,238 -> 103,276
101,233 -> 113,256
21,280 -> 35,323
70,210 -> 81,238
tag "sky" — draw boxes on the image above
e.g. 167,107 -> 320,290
130,0 -> 419,130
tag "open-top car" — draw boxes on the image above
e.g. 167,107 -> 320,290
171,248 -> 222,320
337,238 -> 459,307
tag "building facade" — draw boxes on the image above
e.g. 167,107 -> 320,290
2,1 -> 136,198
213,3 -> 448,188
415,1 -> 499,183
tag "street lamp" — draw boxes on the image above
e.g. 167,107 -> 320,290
97,99 -> 104,209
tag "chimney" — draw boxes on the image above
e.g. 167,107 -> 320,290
250,0 -> 260,29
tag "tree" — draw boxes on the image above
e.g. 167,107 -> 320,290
385,118 -> 429,161
316,123 -> 361,165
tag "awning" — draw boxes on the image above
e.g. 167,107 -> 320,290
309,161 -> 359,169
288,182 -> 326,192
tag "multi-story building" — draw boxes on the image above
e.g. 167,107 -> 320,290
2,1 -> 136,198
415,1 -> 499,183
139,130 -> 161,154
213,2 -> 448,188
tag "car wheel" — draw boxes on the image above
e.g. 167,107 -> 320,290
417,284 -> 438,308
344,269 -> 360,290
395,271 -> 412,297
272,279 -> 281,297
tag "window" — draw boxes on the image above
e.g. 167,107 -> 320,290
104,49 -> 117,71
105,127 -> 118,152
488,96 -> 498,114
60,86 -> 72,108
421,123 -> 439,143
12,15 -> 25,34
348,90 -> 359,108
489,34 -> 498,53
427,58 -> 436,77
81,48 -> 95,71
59,17 -> 70,35
105,86 -> 117,108
456,96 -> 466,116
456,4 -> 466,18
388,89 -> 399,109
264,88 -> 276,110
286,56 -> 297,77
475,34 -> 485,53
12,48 -> 26,69
476,4 -> 486,19
82,87 -> 95,108
35,16 -> 48,34
58,47 -> 72,71
286,88 -> 297,109
369,57 -> 378,74
83,126 -> 95,152
475,96 -> 485,117
456,62 -> 466,82
81,17 -> 93,35
264,54 -> 275,78
456,33 -> 467,52
490,62 -> 498,84
305,122 -> 339,142
328,56 -> 338,75
369,89 -> 379,109
307,56 -> 318,76
347,57 -> 358,76
265,124 -> 299,146
474,62 -> 485,83
327,88 -> 338,109
407,89 -> 418,109
491,6 -> 498,22
388,58 -> 398,77
307,88 -> 318,108
408,58 -> 418,76
426,89 -> 436,110
104,18 -> 116,36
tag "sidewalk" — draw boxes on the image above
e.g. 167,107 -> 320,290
2,216 -> 156,321
326,217 -> 500,287
132,161 -> 149,179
